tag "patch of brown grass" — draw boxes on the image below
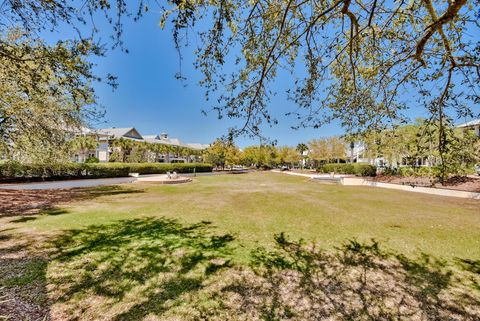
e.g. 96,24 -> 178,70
0,231 -> 50,320
0,185 -> 144,218
0,189 -> 85,217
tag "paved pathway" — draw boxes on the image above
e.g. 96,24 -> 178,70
0,177 -> 137,190
270,170 -> 349,179
0,170 -> 250,190
273,170 -> 480,199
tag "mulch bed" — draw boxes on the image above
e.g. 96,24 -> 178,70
370,175 -> 480,193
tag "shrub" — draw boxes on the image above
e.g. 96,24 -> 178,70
317,163 -> 376,177
398,166 -> 432,177
127,163 -> 213,175
85,156 -> 99,163
362,165 -> 475,178
382,166 -> 436,177
0,161 -> 213,182
83,163 -> 131,178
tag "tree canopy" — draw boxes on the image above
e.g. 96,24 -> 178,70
1,0 -> 479,165
309,136 -> 347,164
360,119 -> 480,180
161,0 -> 479,137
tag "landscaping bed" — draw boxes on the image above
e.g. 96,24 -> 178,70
370,175 -> 480,193
317,163 -> 377,176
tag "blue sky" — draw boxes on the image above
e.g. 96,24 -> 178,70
87,11 -> 352,147
50,9 -> 471,147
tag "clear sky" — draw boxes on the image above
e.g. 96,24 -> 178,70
55,10 -> 454,147
87,11 -> 349,147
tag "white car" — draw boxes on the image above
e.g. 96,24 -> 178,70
475,164 -> 480,176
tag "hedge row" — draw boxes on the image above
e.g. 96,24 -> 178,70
317,163 -> 377,177
381,166 -> 475,177
381,166 -> 434,177
0,161 -> 213,182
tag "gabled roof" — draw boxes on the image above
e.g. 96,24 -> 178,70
185,143 -> 210,150
96,127 -> 143,140
457,119 -> 480,128
142,136 -> 207,149
169,138 -> 182,146
64,125 -> 112,138
142,135 -> 160,140
143,134 -> 182,147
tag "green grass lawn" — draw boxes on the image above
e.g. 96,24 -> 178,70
1,172 -> 479,320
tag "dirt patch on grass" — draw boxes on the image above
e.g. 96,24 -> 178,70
0,231 -> 50,320
0,186 -> 144,217
0,189 -> 86,217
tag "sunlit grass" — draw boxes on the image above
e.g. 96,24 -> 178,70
1,172 -> 479,320
16,171 -> 480,259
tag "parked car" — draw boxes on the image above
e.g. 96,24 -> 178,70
475,164 -> 480,175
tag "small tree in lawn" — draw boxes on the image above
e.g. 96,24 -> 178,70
225,144 -> 242,168
275,146 -> 289,167
329,137 -> 347,163
308,139 -> 331,166
204,139 -> 227,170
285,147 -> 302,168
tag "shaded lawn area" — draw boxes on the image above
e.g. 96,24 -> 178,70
0,172 -> 479,320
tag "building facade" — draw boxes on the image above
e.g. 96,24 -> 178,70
73,127 -> 209,163
457,119 -> 480,137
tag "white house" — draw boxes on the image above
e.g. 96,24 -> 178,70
457,119 -> 480,137
347,141 -> 432,168
73,127 -> 209,163
93,127 -> 144,162
70,127 -> 110,163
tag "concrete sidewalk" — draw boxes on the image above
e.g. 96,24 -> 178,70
272,170 -> 480,199
0,177 -> 137,190
0,170 -> 249,190
271,170 -> 350,179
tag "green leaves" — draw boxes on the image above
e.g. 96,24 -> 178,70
0,31 -> 100,162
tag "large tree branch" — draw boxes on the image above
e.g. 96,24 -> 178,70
341,0 -> 359,90
239,0 -> 344,134
239,0 -> 295,134
415,0 -> 467,66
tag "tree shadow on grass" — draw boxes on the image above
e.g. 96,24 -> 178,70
4,218 -> 480,321
0,229 -> 50,320
217,234 -> 480,320
0,185 -> 144,219
456,258 -> 480,292
48,217 -> 234,320
457,258 -> 480,275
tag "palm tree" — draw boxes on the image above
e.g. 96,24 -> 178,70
149,143 -> 164,162
296,143 -> 308,154
296,143 -> 308,168
70,135 -> 99,162
111,138 -> 134,162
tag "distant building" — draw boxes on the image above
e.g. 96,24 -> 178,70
457,119 -> 480,137
93,127 -> 143,162
142,132 -> 209,163
73,127 -> 209,163
346,119 -> 480,168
